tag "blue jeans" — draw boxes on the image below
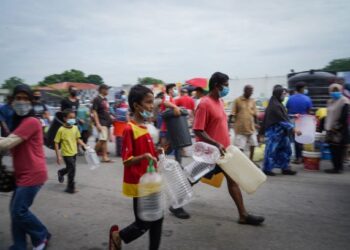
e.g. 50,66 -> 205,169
10,185 -> 49,250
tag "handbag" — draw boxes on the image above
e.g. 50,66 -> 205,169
0,165 -> 15,192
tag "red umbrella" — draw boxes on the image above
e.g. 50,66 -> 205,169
185,78 -> 208,89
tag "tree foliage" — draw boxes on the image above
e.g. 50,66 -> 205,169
2,76 -> 26,90
86,74 -> 104,85
39,69 -> 104,86
137,77 -> 164,85
323,58 -> 350,72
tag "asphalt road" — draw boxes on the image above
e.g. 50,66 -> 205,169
1,145 -> 349,250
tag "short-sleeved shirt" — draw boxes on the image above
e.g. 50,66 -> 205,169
54,125 -> 81,156
12,117 -> 48,186
122,121 -> 158,197
92,95 -> 112,127
193,96 -> 230,148
286,94 -> 313,115
231,96 -> 257,135
175,95 -> 195,111
61,98 -> 80,113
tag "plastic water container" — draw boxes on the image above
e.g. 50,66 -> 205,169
216,145 -> 267,194
302,151 -> 321,171
162,109 -> 192,149
184,161 -> 216,183
146,123 -> 160,144
192,142 -> 221,164
158,154 -> 193,208
295,115 -> 316,144
137,161 -> 164,221
84,147 -> 100,170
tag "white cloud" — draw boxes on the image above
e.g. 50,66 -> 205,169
0,0 -> 349,86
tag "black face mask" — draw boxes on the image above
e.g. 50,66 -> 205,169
34,96 -> 41,101
70,90 -> 77,97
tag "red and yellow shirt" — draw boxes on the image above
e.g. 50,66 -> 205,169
122,121 -> 158,197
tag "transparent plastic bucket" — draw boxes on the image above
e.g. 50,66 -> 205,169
295,115 -> 316,144
158,155 -> 193,208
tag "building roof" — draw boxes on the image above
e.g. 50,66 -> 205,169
36,82 -> 98,91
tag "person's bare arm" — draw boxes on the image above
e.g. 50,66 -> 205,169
92,110 -> 102,132
54,142 -> 63,165
193,129 -> 226,155
0,134 -> 24,151
163,101 -> 181,116
123,153 -> 157,167
77,139 -> 87,149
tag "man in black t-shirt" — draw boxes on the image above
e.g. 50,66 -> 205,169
61,86 -> 80,113
92,84 -> 113,162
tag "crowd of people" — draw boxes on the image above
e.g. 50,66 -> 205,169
0,72 -> 349,250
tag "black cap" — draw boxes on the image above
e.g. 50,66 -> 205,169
12,84 -> 34,100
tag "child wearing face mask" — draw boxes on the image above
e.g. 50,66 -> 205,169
54,109 -> 87,193
109,84 -> 163,250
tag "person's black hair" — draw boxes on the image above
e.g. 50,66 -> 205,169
295,82 -> 306,92
208,72 -> 229,92
165,84 -> 176,94
155,92 -> 164,99
68,86 -> 75,92
128,84 -> 153,112
273,84 -> 283,91
62,108 -> 75,118
11,84 -> 35,131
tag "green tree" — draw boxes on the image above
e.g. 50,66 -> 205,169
61,69 -> 86,82
2,76 -> 26,90
323,57 -> 350,72
86,74 -> 104,85
39,74 -> 62,86
138,77 -> 164,85
39,69 -> 104,86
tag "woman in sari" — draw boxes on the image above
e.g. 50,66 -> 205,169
324,83 -> 349,174
262,87 -> 300,176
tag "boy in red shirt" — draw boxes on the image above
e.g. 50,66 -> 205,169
109,84 -> 163,250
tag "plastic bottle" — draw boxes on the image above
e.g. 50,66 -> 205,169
84,147 -> 100,170
158,154 -> 193,208
184,161 -> 215,183
192,142 -> 221,164
216,145 -> 266,194
137,160 -> 164,221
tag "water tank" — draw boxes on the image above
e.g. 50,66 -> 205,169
288,70 -> 339,109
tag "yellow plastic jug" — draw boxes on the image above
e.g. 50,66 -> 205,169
216,145 -> 267,194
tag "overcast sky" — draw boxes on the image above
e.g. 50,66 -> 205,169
0,0 -> 349,86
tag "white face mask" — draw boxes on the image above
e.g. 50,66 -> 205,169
12,101 -> 32,116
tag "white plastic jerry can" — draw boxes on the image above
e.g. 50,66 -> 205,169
216,145 -> 267,194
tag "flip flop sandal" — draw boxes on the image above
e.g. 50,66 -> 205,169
239,214 -> 265,226
101,159 -> 115,163
109,225 -> 121,250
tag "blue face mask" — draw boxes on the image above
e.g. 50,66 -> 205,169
304,89 -> 309,95
67,119 -> 76,126
330,91 -> 342,100
219,86 -> 230,98
140,110 -> 153,119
